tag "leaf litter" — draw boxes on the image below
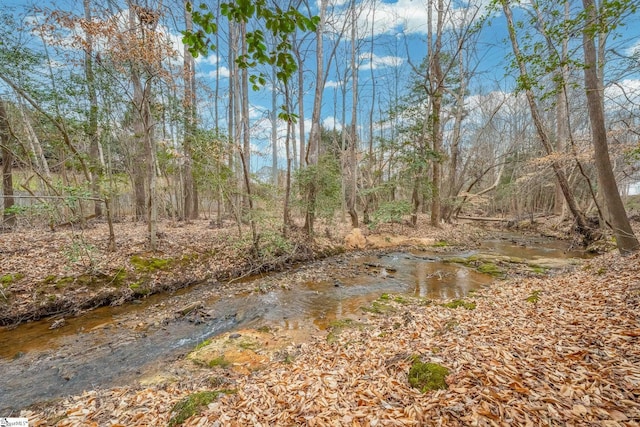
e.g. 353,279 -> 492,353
20,248 -> 640,426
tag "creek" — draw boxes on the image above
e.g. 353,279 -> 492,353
0,234 -> 590,414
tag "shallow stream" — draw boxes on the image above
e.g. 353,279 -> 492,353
0,234 -> 589,414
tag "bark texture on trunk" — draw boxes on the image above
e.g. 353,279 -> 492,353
581,0 -> 639,254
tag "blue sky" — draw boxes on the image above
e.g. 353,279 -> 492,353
2,0 -> 640,171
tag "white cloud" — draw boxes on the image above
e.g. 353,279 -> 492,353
327,0 -> 486,39
359,52 -> 404,69
605,79 -> 640,110
198,66 -> 231,79
195,54 -> 220,66
322,116 -> 344,131
325,79 -> 343,89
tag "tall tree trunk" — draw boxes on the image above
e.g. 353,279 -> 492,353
283,82 -> 293,234
183,0 -> 198,220
0,99 -> 15,229
271,64 -> 279,186
294,31 -> 305,171
347,0 -> 359,228
303,0 -> 326,235
501,0 -> 592,242
429,0 -> 444,227
241,22 -> 251,212
581,0 -> 639,254
84,0 -> 103,219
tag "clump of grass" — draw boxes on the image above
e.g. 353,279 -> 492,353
442,299 -> 476,310
408,358 -> 449,392
168,390 -> 233,426
208,356 -> 231,369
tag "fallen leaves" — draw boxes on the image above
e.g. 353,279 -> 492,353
12,226 -> 640,426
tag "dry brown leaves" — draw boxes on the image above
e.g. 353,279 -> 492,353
21,249 -> 640,426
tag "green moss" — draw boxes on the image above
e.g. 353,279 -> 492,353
433,240 -> 449,247
208,356 -> 231,369
525,290 -> 541,304
408,359 -> 449,392
76,274 -> 94,286
379,293 -> 391,301
194,339 -> 211,351
477,262 -> 503,277
57,277 -> 75,286
42,275 -> 58,285
394,296 -> 409,304
361,301 -> 396,314
256,325 -> 271,333
442,299 -> 476,310
111,269 -> 127,286
130,255 -> 171,272
1,273 -> 25,286
168,390 -> 232,427
596,267 -> 607,275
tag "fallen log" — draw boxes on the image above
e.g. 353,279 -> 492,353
457,216 -> 510,222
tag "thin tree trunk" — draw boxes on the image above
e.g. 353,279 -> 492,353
0,99 -> 15,228
241,22 -> 251,212
303,0 -> 326,234
183,0 -> 198,220
84,0 -> 103,218
347,0 -> 359,228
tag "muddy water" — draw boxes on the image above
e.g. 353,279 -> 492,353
0,236 -> 589,414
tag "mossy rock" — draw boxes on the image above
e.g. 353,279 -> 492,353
477,262 -> 504,277
408,359 -> 449,392
168,390 -> 232,426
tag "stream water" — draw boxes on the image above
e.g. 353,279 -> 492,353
0,235 -> 590,415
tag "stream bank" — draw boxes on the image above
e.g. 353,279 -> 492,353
0,230 -> 590,415
17,246 -> 640,426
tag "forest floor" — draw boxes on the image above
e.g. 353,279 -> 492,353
3,216 -> 640,425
